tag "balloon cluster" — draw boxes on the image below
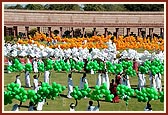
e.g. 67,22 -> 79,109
139,59 -> 164,75
25,63 -> 33,72
53,60 -> 71,72
125,67 -> 137,77
4,82 -> 66,105
4,82 -> 28,105
86,60 -> 100,72
116,84 -> 134,100
70,84 -> 91,100
90,83 -> 114,102
45,59 -> 53,70
159,91 -> 164,103
135,87 -> 159,102
7,59 -> 24,72
38,61 -> 45,72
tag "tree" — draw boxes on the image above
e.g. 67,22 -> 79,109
83,4 -> 105,11
124,4 -> 164,11
44,4 -> 81,11
24,4 -> 45,10
102,4 -> 127,11
62,30 -> 71,38
28,28 -> 37,37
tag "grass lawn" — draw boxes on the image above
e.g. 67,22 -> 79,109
3,70 -> 164,111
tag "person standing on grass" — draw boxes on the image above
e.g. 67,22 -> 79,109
79,72 -> 88,90
149,71 -> 156,90
44,70 -> 50,84
15,75 -> 21,88
25,71 -> 31,88
87,100 -> 100,111
67,72 -> 74,98
7,58 -> 13,73
33,72 -> 40,93
33,57 -> 38,73
69,99 -> 78,111
122,72 -> 131,88
110,79 -> 119,103
96,70 -> 102,87
138,71 -> 146,91
102,69 -> 110,90
155,73 -> 162,92
133,59 -> 138,74
115,72 -> 122,85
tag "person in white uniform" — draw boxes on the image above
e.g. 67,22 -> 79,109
96,71 -> 102,87
155,73 -> 162,92
67,73 -> 74,98
7,59 -> 13,73
79,73 -> 88,90
87,100 -> 100,111
15,75 -> 21,88
149,71 -> 156,90
33,58 -> 38,73
25,71 -> 31,88
11,104 -> 19,111
102,69 -> 110,89
33,73 -> 40,93
138,72 -> 146,91
122,73 -> 131,88
69,99 -> 78,111
44,70 -> 50,84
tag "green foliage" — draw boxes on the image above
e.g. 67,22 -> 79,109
4,36 -> 14,42
44,4 -> 81,11
83,4 -> 105,11
28,28 -> 37,37
24,4 -> 45,10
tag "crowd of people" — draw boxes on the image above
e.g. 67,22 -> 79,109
10,54 -> 163,111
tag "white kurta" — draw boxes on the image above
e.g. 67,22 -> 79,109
149,73 -> 156,90
103,72 -> 110,89
138,73 -> 146,90
25,71 -> 31,88
155,73 -> 162,91
16,78 -> 21,88
96,73 -> 102,86
44,70 -> 50,84
122,75 -> 131,88
8,60 -> 12,73
70,108 -> 75,111
33,60 -> 38,73
67,77 -> 74,98
79,77 -> 88,90
37,101 -> 44,111
33,78 -> 38,93
91,69 -> 94,74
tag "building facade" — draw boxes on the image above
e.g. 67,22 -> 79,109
4,9 -> 164,38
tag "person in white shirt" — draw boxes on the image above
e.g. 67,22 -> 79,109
87,100 -> 100,111
8,59 -> 13,73
33,73 -> 40,93
122,73 -> 131,88
149,71 -> 156,90
138,72 -> 146,91
33,58 -> 38,73
25,71 -> 31,88
96,71 -> 102,87
15,75 -> 21,88
69,99 -> 78,111
155,73 -> 162,92
67,72 -> 74,98
102,69 -> 110,90
79,73 -> 88,90
144,101 -> 152,111
11,104 -> 19,111
44,70 -> 50,84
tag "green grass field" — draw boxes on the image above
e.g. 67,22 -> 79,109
3,70 -> 164,111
